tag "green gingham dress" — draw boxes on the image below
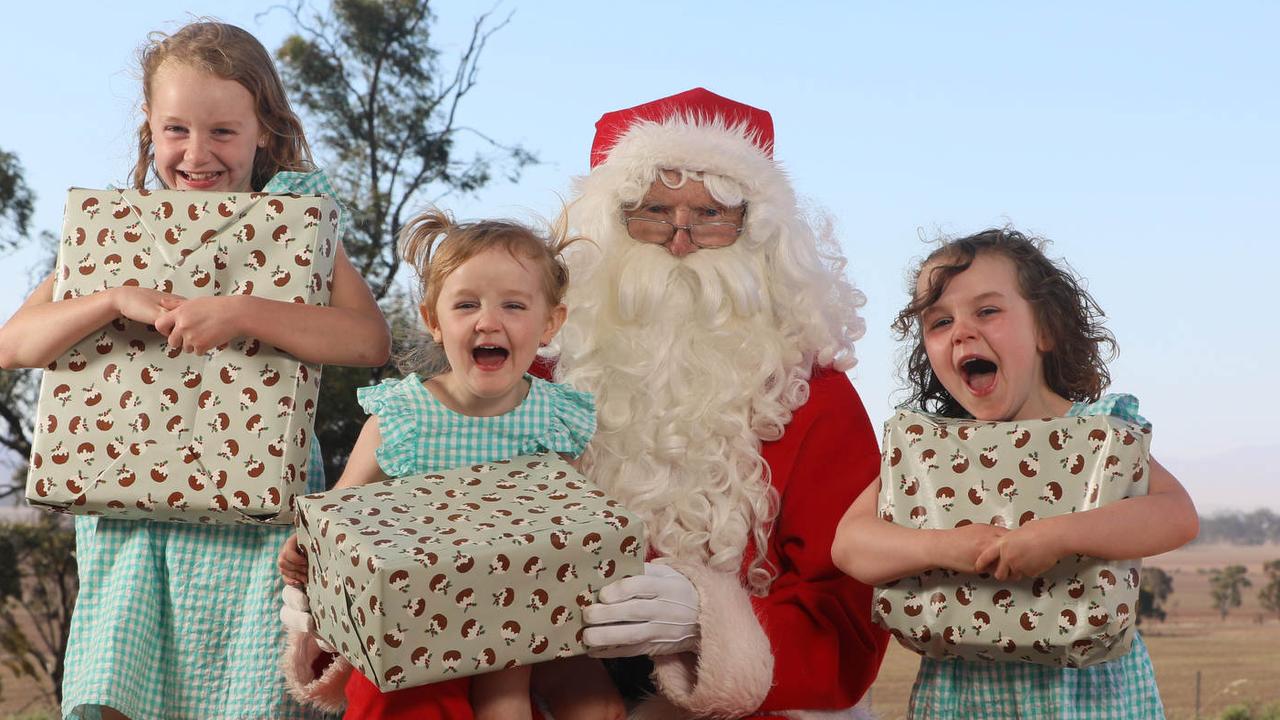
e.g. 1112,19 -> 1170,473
908,394 -> 1166,720
62,171 -> 346,720
358,372 -> 595,478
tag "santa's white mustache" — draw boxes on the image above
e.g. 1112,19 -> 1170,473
611,241 -> 768,326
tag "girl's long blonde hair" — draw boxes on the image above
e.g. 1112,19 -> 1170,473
132,21 -> 313,190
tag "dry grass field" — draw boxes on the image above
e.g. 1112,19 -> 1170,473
3,544 -> 1278,719
864,543 -> 1280,720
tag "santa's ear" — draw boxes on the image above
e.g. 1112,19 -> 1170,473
541,303 -> 567,346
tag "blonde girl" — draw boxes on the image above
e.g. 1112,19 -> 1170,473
277,210 -> 623,720
0,21 -> 389,720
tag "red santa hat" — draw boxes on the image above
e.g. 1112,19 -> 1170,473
586,88 -> 786,201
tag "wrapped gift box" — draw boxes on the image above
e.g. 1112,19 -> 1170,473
25,188 -> 339,524
872,409 -> 1150,668
296,453 -> 646,691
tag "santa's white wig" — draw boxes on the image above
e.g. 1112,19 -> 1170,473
549,89 -> 866,593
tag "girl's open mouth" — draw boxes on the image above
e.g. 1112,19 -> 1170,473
472,345 -> 509,369
961,356 -> 998,394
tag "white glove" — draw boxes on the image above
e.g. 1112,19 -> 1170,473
280,584 -> 335,653
581,562 -> 700,658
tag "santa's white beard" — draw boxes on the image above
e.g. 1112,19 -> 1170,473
556,238 -> 815,592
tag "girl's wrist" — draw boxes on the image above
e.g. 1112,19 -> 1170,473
1034,515 -> 1074,558
230,294 -> 258,338
924,528 -> 953,568
104,286 -> 125,315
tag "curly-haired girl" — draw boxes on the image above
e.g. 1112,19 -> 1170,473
832,227 -> 1199,719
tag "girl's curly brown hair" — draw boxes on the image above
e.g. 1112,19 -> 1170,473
893,227 -> 1116,418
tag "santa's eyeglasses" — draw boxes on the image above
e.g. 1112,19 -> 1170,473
622,213 -> 745,249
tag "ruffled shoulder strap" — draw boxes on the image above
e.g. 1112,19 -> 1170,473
1070,393 -> 1150,430
356,374 -> 430,478
528,377 -> 597,458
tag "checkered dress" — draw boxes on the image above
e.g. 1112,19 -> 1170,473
907,394 -> 1166,720
62,171 -> 344,720
358,372 -> 596,478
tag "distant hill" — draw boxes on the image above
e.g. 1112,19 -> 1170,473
1194,508 -> 1280,545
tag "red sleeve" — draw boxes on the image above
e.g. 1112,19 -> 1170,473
752,369 -> 889,712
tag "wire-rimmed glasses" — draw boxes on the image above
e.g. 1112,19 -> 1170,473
622,214 -> 745,249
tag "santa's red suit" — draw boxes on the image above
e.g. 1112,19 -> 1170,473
628,367 -> 887,719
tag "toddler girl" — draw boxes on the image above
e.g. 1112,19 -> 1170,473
0,21 -> 390,720
277,210 -> 624,720
831,228 -> 1198,719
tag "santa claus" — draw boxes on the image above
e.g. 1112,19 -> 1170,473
551,88 -> 888,718
279,88 -> 887,719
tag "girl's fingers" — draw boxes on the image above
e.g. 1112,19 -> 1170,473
279,560 -> 308,585
974,544 -> 999,572
995,554 -> 1012,581
153,311 -> 174,334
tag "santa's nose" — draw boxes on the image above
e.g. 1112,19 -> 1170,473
665,227 -> 698,258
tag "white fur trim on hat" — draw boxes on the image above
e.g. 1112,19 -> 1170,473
596,116 -> 793,204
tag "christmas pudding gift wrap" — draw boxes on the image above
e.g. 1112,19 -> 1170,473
872,409 -> 1150,668
25,188 -> 339,524
295,453 -> 645,691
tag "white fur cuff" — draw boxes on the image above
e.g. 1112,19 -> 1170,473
651,561 -> 774,718
281,629 -> 351,713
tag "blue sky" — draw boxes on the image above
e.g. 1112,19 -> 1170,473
1,2 -> 1274,511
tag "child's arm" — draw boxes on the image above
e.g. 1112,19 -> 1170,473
832,477 -> 1009,586
0,272 -> 183,369
976,456 -> 1199,580
279,415 -> 390,586
471,666 -> 533,720
531,656 -> 626,720
154,244 -> 391,366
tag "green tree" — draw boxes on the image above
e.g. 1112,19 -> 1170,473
0,148 -> 47,498
0,369 -> 38,499
1137,566 -> 1173,625
0,517 -> 78,705
274,0 -> 536,481
1258,559 -> 1280,621
0,149 -> 35,253
1209,564 -> 1252,620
